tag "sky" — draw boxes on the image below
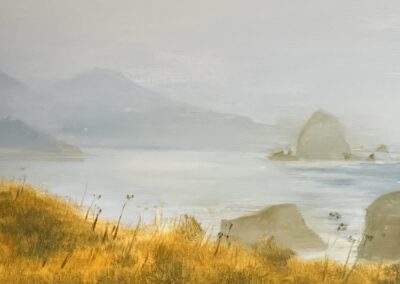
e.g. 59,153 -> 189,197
2,0 -> 400,145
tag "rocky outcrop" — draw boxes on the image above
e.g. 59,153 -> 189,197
367,144 -> 390,161
296,110 -> 351,160
269,149 -> 297,161
220,204 -> 326,251
375,144 -> 389,153
358,191 -> 400,261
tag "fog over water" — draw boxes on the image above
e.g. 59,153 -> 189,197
2,1 -> 400,146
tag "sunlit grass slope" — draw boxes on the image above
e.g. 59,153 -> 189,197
0,180 -> 398,283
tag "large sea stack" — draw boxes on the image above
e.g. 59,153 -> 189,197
220,204 -> 326,251
358,191 -> 400,261
296,110 -> 351,160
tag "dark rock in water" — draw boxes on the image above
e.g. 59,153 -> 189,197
376,144 -> 389,153
220,204 -> 326,251
368,152 -> 375,161
296,110 -> 351,160
367,144 -> 391,161
358,191 -> 400,261
269,150 -> 297,161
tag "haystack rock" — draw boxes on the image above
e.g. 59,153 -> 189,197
358,191 -> 400,261
220,204 -> 326,251
296,110 -> 351,160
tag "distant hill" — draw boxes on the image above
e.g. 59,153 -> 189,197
0,70 -> 25,90
0,118 -> 82,155
37,69 -> 274,151
0,71 -> 31,119
0,68 -> 275,151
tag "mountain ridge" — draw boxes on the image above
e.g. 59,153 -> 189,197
0,117 -> 82,155
0,68 -> 274,151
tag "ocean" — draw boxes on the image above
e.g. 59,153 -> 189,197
1,148 -> 399,262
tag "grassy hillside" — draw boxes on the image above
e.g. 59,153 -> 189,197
0,180 -> 397,283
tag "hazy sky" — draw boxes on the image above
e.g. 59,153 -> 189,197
2,0 -> 400,144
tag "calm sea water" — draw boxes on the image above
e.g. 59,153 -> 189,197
1,148 -> 399,261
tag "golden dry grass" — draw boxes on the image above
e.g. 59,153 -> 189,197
0,180 -> 398,284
